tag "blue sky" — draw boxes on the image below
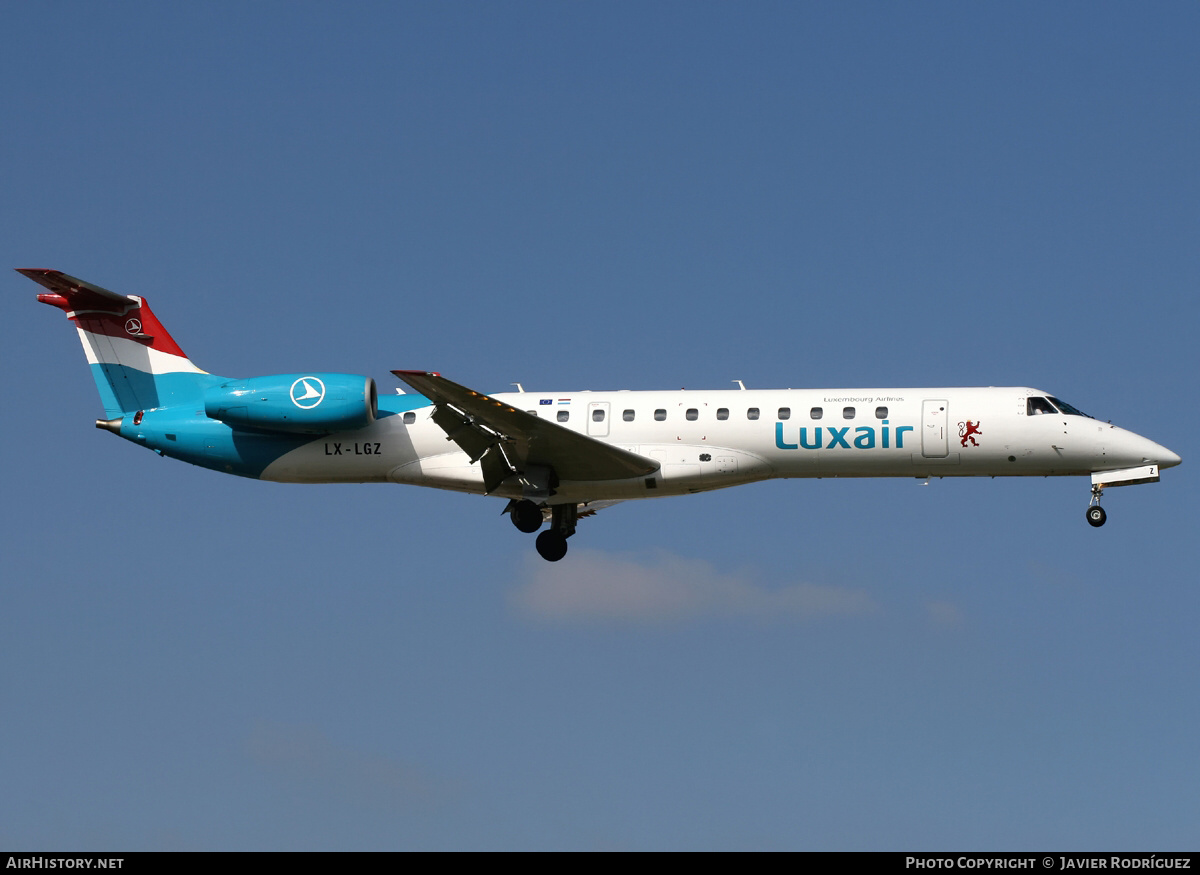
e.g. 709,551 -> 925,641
2,1 -> 1197,850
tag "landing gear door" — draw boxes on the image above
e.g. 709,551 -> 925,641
587,401 -> 610,437
922,400 -> 949,458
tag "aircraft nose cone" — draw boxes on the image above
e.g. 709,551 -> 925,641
1109,429 -> 1182,470
1137,434 -> 1181,469
1158,446 -> 1182,469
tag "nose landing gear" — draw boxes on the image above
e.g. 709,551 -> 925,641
1086,484 -> 1107,527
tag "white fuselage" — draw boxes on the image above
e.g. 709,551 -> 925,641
260,386 -> 1179,505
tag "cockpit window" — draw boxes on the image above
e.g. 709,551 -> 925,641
1048,397 -> 1092,418
1027,397 -> 1057,416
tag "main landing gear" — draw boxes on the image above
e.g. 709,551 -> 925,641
1086,484 -> 1107,528
507,499 -> 577,562
509,498 -> 543,533
535,530 -> 568,562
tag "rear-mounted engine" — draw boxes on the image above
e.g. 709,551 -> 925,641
203,373 -> 378,434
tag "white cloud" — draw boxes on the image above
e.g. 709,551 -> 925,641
926,600 -> 965,628
246,722 -> 453,812
511,548 -> 879,623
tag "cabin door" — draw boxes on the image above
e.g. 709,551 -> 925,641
921,400 -> 949,458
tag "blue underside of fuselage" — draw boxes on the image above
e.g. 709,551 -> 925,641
93,364 -> 432,479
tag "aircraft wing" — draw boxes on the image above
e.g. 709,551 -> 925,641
392,370 -> 659,493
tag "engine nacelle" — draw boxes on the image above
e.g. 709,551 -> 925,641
203,373 -> 378,434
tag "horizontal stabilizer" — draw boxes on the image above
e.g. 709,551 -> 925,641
18,269 -> 134,313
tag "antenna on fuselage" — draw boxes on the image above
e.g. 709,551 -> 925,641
732,380 -> 747,390
512,383 -> 525,393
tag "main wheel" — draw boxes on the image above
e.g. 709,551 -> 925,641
510,499 -> 543,533
1086,505 -> 1107,527
535,530 -> 568,562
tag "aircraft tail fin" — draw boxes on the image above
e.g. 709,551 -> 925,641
20,269 -> 218,417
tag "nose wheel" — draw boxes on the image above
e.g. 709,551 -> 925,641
1086,484 -> 1107,527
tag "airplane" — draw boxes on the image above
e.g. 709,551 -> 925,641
21,268 -> 1182,562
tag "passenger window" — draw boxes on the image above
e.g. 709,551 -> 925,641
623,409 -> 635,422
403,412 -> 416,425
716,408 -> 729,420
557,410 -> 570,422
810,407 -> 823,420
843,407 -> 855,420
686,408 -> 698,421
654,409 -> 666,421
778,407 -> 791,420
1027,397 -> 1057,416
526,410 -> 538,417
875,406 -> 888,419
592,409 -> 605,422
747,408 -> 760,420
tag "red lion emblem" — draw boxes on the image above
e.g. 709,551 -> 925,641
958,420 -> 982,447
